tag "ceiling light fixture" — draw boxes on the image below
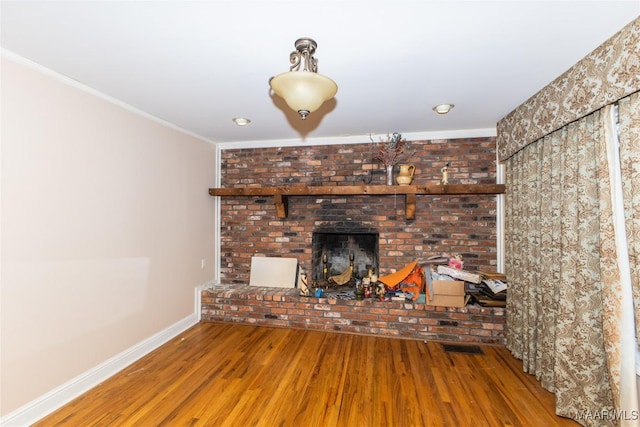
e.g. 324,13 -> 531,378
232,117 -> 251,126
432,104 -> 455,114
269,38 -> 338,120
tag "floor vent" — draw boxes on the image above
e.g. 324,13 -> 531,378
442,344 -> 484,355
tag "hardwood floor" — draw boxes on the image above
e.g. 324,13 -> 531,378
34,322 -> 578,427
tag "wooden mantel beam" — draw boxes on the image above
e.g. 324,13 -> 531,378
208,184 -> 505,219
208,184 -> 505,197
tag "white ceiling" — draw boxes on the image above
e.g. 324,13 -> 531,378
1,1 -> 638,144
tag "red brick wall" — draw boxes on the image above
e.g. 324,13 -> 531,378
218,137 -> 498,284
201,285 -> 506,345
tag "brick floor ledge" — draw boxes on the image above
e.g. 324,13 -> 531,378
201,284 -> 506,345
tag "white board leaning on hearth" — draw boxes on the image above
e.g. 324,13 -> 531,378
249,257 -> 298,288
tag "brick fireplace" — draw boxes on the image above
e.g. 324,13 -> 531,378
203,136 -> 506,344
217,137 -> 499,281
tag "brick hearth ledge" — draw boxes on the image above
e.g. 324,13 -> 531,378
201,284 -> 506,345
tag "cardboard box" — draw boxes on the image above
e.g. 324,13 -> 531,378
426,280 -> 470,307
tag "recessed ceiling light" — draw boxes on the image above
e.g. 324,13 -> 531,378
232,117 -> 251,126
432,104 -> 455,114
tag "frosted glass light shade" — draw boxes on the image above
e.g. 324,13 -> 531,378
270,71 -> 338,118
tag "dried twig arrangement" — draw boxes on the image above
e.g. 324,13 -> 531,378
371,132 -> 413,167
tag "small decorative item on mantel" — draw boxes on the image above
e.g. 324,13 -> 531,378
372,132 -> 414,185
440,162 -> 449,185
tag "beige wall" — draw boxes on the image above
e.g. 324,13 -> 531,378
0,56 -> 217,415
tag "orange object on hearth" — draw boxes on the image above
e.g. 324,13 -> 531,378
377,260 -> 418,288
377,261 -> 426,300
400,266 -> 425,301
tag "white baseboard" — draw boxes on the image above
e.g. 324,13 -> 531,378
1,313 -> 199,427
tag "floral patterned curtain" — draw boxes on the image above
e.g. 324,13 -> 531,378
498,17 -> 639,161
505,109 -> 617,425
499,15 -> 640,426
505,93 -> 640,426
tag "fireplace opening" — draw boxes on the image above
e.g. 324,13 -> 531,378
311,231 -> 379,282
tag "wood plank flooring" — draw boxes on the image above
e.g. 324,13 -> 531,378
34,322 -> 578,427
